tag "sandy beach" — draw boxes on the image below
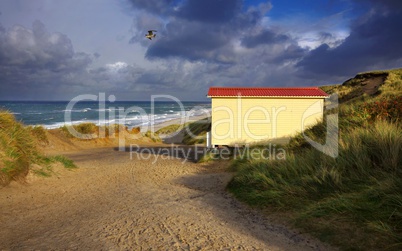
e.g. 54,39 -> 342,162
151,114 -> 210,132
0,139 -> 334,250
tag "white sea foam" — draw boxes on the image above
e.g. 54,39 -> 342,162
40,107 -> 211,129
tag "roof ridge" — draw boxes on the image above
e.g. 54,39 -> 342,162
207,86 -> 329,97
210,87 -> 319,89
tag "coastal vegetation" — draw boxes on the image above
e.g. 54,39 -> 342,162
226,68 -> 402,250
182,117 -> 211,145
155,124 -> 183,135
61,123 -> 126,138
60,123 -> 161,142
0,111 -> 76,186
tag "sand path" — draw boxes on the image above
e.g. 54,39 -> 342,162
0,147 -> 333,250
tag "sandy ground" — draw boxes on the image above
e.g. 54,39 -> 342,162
0,146 -> 334,250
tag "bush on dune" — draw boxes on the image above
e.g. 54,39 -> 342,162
61,123 -> 98,138
61,123 -> 157,141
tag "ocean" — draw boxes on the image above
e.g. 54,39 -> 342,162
0,101 -> 211,129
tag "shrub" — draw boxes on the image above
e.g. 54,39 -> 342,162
61,123 -> 131,139
74,122 -> 98,135
360,96 -> 402,122
61,123 -> 98,139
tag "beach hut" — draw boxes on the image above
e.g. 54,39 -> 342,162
207,87 -> 329,147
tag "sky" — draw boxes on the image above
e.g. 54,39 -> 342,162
0,0 -> 401,101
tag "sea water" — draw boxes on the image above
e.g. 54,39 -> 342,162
0,101 -> 211,129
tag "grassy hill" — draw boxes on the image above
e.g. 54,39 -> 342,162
227,68 -> 402,250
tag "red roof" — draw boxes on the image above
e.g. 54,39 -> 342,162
207,87 -> 329,97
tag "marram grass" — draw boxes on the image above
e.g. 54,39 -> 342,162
0,111 -> 77,186
228,69 -> 402,250
182,118 -> 211,145
228,120 -> 402,250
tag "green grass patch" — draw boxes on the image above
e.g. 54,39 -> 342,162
143,130 -> 162,142
156,124 -> 183,135
182,117 -> 211,145
227,68 -> 402,250
51,155 -> 77,169
228,121 -> 402,250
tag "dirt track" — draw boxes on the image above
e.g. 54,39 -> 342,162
0,147 -> 334,250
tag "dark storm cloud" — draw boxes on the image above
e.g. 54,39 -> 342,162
128,12 -> 165,46
125,0 -> 402,94
124,0 -> 313,94
126,0 -> 176,16
128,0 -> 272,63
177,0 -> 241,23
297,0 -> 402,77
0,20 -> 90,72
272,45 -> 307,64
354,0 -> 402,9
0,20 -> 100,100
145,21 -> 233,62
236,2 -> 272,28
241,29 -> 290,48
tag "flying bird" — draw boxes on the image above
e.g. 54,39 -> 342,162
145,30 -> 157,40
